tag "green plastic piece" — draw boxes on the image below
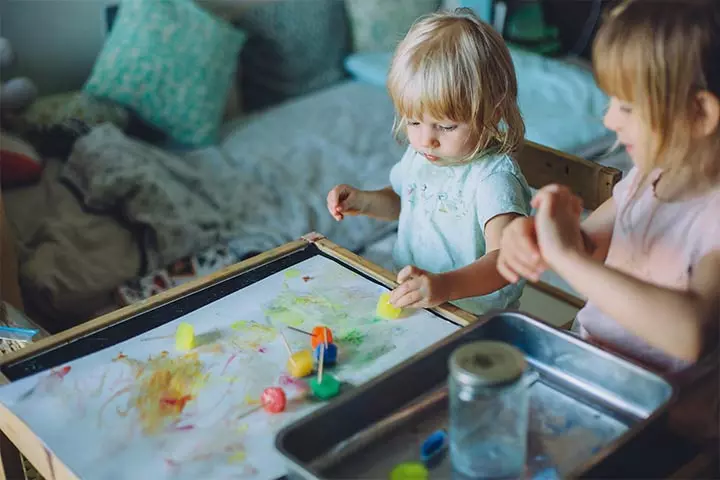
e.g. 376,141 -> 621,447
389,462 -> 428,480
309,374 -> 341,400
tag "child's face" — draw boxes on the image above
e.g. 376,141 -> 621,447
406,114 -> 475,164
604,97 -> 649,166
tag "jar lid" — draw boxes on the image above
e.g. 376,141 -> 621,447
449,341 -> 527,387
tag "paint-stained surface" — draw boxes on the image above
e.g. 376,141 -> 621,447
0,255 -> 458,479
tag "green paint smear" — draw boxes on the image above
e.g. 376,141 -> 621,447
265,308 -> 305,327
344,343 -> 396,367
230,321 -> 250,330
284,269 -> 301,279
338,329 -> 365,346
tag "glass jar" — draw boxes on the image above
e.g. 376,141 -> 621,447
448,341 -> 530,479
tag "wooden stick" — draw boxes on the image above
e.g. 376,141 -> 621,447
317,343 -> 325,384
278,330 -> 294,363
286,325 -> 312,337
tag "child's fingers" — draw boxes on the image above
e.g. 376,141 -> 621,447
390,278 -> 423,307
326,186 -> 346,221
497,258 -> 520,283
392,289 -> 424,309
504,253 -> 542,282
397,265 -> 422,284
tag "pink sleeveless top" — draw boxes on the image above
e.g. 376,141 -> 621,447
576,168 -> 720,373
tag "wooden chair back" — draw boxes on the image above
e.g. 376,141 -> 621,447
515,140 -> 622,210
513,140 -> 623,313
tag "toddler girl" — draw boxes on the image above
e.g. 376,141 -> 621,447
499,0 -> 720,439
327,9 -> 531,314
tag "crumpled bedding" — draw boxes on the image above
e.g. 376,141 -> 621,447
63,123 -> 283,271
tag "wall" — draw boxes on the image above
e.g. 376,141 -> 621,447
1,0 -> 115,95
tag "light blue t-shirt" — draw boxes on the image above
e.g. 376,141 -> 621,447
390,146 -> 531,314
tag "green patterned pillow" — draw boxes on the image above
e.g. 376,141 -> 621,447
346,0 -> 441,52
84,0 -> 245,146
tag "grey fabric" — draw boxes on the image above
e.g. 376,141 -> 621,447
63,123 -> 276,270
233,0 -> 349,110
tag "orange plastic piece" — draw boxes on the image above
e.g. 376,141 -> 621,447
310,326 -> 333,349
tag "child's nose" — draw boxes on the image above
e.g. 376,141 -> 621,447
603,105 -> 622,133
421,129 -> 439,149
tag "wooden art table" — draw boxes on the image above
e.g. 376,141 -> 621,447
0,233 -> 475,480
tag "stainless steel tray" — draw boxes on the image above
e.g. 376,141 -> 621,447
275,312 -> 675,479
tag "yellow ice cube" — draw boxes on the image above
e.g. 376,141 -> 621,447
376,292 -> 402,320
287,349 -> 313,378
175,322 -> 195,351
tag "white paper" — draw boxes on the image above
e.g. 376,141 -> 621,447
0,255 -> 460,479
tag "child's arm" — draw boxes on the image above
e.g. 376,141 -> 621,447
498,196 -> 616,283
389,213 -> 519,308
535,185 -> 719,362
580,197 -> 617,262
327,185 -> 401,221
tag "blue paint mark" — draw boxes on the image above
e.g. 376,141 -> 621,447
420,429 -> 448,468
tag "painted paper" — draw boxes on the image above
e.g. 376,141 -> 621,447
0,255 -> 459,479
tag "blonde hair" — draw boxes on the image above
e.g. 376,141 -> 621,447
593,0 -> 720,195
387,8 -> 524,161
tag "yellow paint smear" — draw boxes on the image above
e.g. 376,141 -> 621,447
122,352 -> 208,435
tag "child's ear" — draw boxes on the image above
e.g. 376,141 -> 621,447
694,90 -> 720,137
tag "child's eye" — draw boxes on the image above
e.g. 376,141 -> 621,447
407,120 -> 420,127
438,125 -> 457,132
619,105 -> 633,114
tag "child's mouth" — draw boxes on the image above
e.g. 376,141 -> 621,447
423,153 -> 440,162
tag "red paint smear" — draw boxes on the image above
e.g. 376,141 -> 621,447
302,276 -> 312,282
174,424 -> 195,431
160,394 -> 193,412
51,366 -> 71,379
221,354 -> 237,374
279,374 -> 308,390
257,347 -> 267,353
165,458 -> 179,468
116,353 -> 127,360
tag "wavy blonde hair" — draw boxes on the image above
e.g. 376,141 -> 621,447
593,0 -> 720,196
387,8 -> 525,161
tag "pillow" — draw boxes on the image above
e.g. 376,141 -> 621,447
83,0 -> 245,147
230,0 -> 349,111
345,0 -> 441,52
0,133 -> 43,187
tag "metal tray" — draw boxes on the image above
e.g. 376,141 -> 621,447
275,312 -> 675,479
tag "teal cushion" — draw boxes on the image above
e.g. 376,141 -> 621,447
84,0 -> 245,146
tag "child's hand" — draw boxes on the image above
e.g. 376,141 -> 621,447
390,266 -> 449,309
497,216 -> 547,283
326,184 -> 366,221
532,184 -> 585,266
